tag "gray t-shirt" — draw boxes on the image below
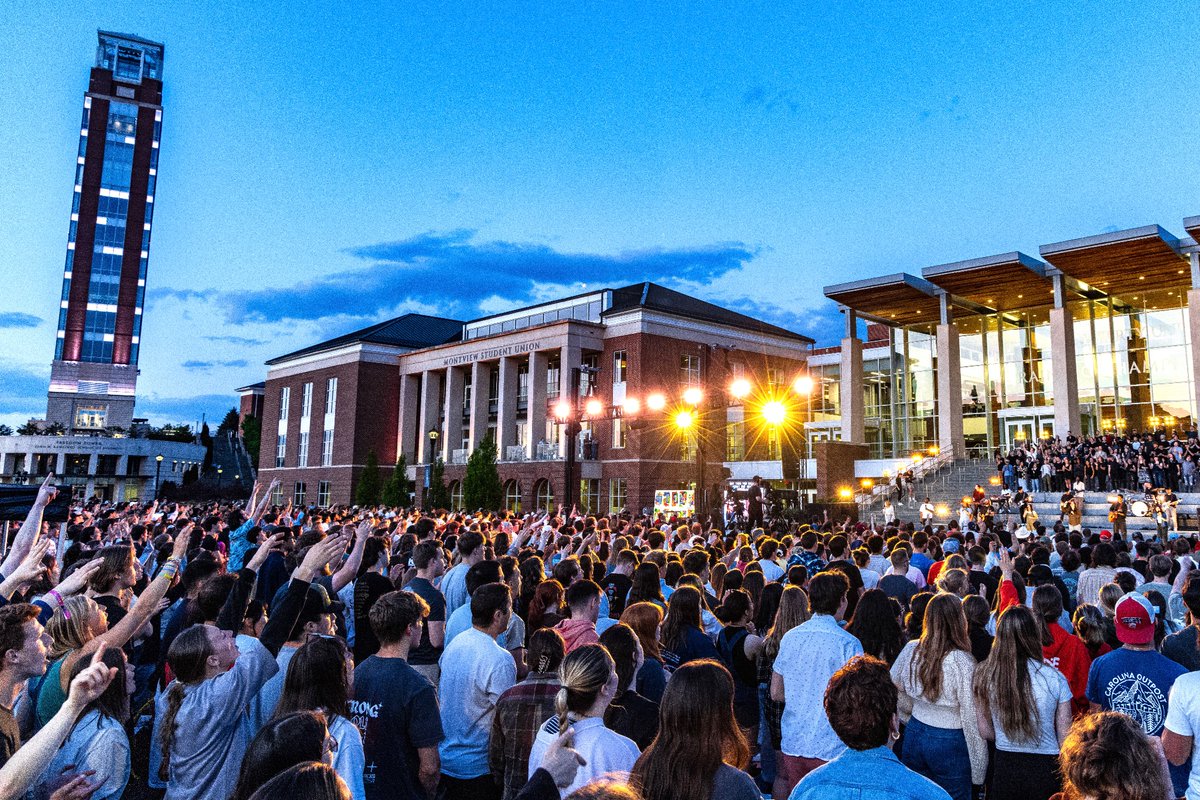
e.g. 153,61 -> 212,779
157,635 -> 278,800
712,764 -> 762,800
992,659 -> 1071,755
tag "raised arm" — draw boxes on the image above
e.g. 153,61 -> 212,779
330,522 -> 369,593
251,478 -> 280,524
78,525 -> 189,659
0,475 -> 57,580
216,533 -> 282,632
0,649 -> 116,800
259,533 -> 348,656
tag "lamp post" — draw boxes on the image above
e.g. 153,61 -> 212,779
154,454 -> 163,499
216,466 -> 223,491
792,374 -> 815,507
682,387 -> 705,514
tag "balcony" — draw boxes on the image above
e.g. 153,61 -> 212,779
450,448 -> 469,465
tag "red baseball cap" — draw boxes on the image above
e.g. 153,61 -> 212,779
1114,593 -> 1156,645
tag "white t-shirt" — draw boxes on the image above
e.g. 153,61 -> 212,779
859,568 -> 880,590
1166,671 -> 1200,799
992,659 -> 1071,755
438,627 -> 517,779
759,559 -> 785,582
527,715 -> 639,796
774,614 -> 863,761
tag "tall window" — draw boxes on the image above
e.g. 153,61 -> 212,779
275,434 -> 287,468
321,429 -> 334,466
301,382 -> 313,418
608,479 -> 627,514
681,354 -> 700,387
449,481 -> 463,509
293,482 -> 306,506
298,431 -> 309,466
504,480 -> 522,512
317,481 -> 331,507
613,350 -> 628,384
547,359 -> 561,398
767,427 -> 781,460
727,421 -> 745,461
279,387 -> 290,421
612,417 -> 627,449
580,479 -> 600,513
325,377 -> 338,415
271,483 -> 284,505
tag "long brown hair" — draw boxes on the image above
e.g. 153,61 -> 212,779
632,659 -> 748,800
974,605 -> 1041,742
909,593 -> 970,703
660,586 -> 702,652
527,580 -> 564,630
1058,712 -> 1170,800
273,636 -> 351,720
159,625 -> 216,781
762,586 -> 810,662
621,602 -> 663,662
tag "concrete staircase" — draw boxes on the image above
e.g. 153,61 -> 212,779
211,432 -> 255,492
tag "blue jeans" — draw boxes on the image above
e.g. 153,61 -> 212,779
900,717 -> 972,800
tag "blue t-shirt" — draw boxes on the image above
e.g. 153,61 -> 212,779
1086,647 -> 1187,736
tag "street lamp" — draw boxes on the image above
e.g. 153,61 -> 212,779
154,454 -> 163,499
216,466 -> 223,490
681,387 -> 705,514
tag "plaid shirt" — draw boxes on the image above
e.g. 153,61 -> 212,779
757,649 -> 784,749
787,549 -> 826,576
489,673 -> 561,800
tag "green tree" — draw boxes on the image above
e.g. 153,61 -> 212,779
462,434 -> 503,510
217,408 -> 240,434
16,422 -> 38,436
381,455 -> 412,508
426,458 -> 450,509
201,423 -> 214,471
355,450 -> 382,506
0,425 -> 11,436
241,416 -> 262,464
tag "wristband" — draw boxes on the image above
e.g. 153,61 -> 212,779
159,558 -> 181,581
47,589 -> 65,608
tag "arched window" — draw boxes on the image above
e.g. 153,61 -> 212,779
534,479 -> 554,511
448,480 -> 463,510
504,480 -> 522,513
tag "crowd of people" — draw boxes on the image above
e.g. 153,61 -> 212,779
2,472 -> 1200,800
994,430 -> 1200,495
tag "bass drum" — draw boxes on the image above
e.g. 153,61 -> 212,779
1130,499 -> 1150,518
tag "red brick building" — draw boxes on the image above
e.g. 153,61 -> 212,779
255,283 -> 813,512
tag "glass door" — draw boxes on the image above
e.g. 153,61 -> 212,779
1005,420 -> 1035,449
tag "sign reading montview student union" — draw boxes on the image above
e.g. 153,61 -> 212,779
442,341 -> 544,367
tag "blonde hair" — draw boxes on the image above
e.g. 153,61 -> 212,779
555,643 -> 614,732
45,596 -> 99,661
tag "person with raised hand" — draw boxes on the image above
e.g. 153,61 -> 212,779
0,647 -> 116,800
33,521 -> 190,729
0,476 -> 58,582
156,531 -> 348,800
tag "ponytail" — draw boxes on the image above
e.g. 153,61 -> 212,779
158,682 -> 186,782
158,625 -> 217,784
554,644 -> 614,732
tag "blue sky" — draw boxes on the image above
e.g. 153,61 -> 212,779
2,1 -> 1200,428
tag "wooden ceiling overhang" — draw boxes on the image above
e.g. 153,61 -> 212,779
1039,225 -> 1188,295
824,273 -> 943,327
922,251 -> 1052,312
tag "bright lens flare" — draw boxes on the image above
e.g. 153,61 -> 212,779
623,397 -> 641,414
584,398 -> 603,416
646,393 -> 667,411
837,487 -> 853,500
674,410 -> 695,429
761,400 -> 786,426
729,378 -> 752,399
553,400 -> 572,420
682,387 -> 704,406
792,375 -> 815,395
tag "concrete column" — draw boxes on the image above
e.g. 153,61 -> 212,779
559,342 -> 582,457
527,350 -> 548,458
1189,287 -> 1200,427
417,371 -> 440,463
839,310 -> 865,443
468,360 -> 491,451
1049,305 -> 1081,438
397,373 -> 419,463
497,356 -> 518,459
935,323 -> 966,458
55,453 -> 66,475
443,367 -> 465,461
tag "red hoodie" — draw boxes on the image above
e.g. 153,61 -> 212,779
998,579 -> 1092,717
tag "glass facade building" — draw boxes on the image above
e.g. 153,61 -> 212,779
822,225 -> 1200,461
47,32 -> 164,432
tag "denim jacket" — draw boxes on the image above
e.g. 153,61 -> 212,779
789,745 -> 951,800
